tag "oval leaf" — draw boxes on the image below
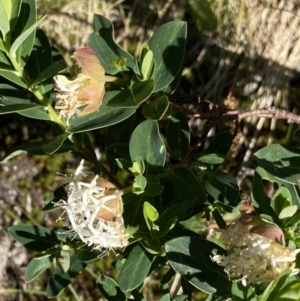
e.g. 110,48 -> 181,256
119,243 -> 153,291
148,21 -> 187,92
165,236 -> 231,295
166,111 -> 190,160
25,255 -> 53,282
129,120 -> 166,174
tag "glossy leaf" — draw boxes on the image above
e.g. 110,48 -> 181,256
107,80 -> 154,107
8,224 -> 61,252
0,83 -> 49,120
77,246 -> 106,262
251,167 -> 282,225
143,95 -> 169,120
42,133 -> 70,154
165,236 -> 231,295
144,201 -> 159,230
25,254 -> 53,282
0,139 -> 74,163
89,14 -> 138,75
67,91 -> 136,133
273,187 -> 292,216
204,131 -> 233,154
119,243 -> 153,291
166,111 -> 190,160
106,112 -> 136,146
0,0 -> 11,38
149,21 -> 187,92
43,186 -> 66,211
97,274 -> 127,301
10,0 -> 38,67
231,282 -> 257,301
0,68 -> 27,87
129,120 -> 166,174
32,59 -> 66,86
171,167 -> 206,203
255,144 -> 300,184
203,171 -> 239,205
106,143 -> 131,174
144,174 -> 164,197
26,28 -> 54,98
47,256 -> 87,298
279,205 -> 298,220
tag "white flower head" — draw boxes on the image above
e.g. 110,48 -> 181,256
211,221 -> 299,285
59,160 -> 129,249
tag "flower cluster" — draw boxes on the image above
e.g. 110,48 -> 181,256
211,220 -> 299,285
59,160 -> 129,249
54,47 -> 116,124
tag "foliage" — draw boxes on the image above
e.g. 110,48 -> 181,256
2,0 -> 300,300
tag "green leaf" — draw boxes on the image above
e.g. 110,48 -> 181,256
106,143 -> 131,175
107,80 -> 154,107
25,254 -> 53,282
231,282 -> 257,301
133,174 -> 147,194
89,14 -> 138,75
141,49 -> 154,79
155,205 -> 183,237
0,103 -> 44,113
197,154 -> 224,165
26,28 -> 54,98
67,91 -> 136,133
0,83 -> 49,120
0,68 -> 27,87
255,144 -> 300,184
0,0 -> 11,38
130,157 -> 145,176
203,171 -> 239,205
59,250 -> 71,273
47,256 -> 87,298
188,0 -> 218,32
259,269 -> 296,301
43,186 -> 66,211
165,236 -> 231,295
198,132 -> 233,162
171,167 -> 206,203
123,192 -> 151,227
1,139 -> 74,163
10,0 -> 39,67
279,205 -> 298,220
11,15 -> 46,58
129,120 -> 166,174
97,274 -> 127,301
273,187 -> 292,215
8,224 -> 61,252
144,201 -> 159,230
144,174 -> 164,197
149,21 -> 187,92
119,244 -> 153,291
166,111 -> 190,160
10,16 -> 46,65
106,113 -> 135,146
77,246 -> 106,262
251,167 -> 282,225
143,95 -> 169,120
32,59 -> 66,86
42,133 -> 70,154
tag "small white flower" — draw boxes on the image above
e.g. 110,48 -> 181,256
59,160 -> 129,249
211,221 -> 299,285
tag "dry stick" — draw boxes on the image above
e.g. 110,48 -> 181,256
185,106 -> 300,164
